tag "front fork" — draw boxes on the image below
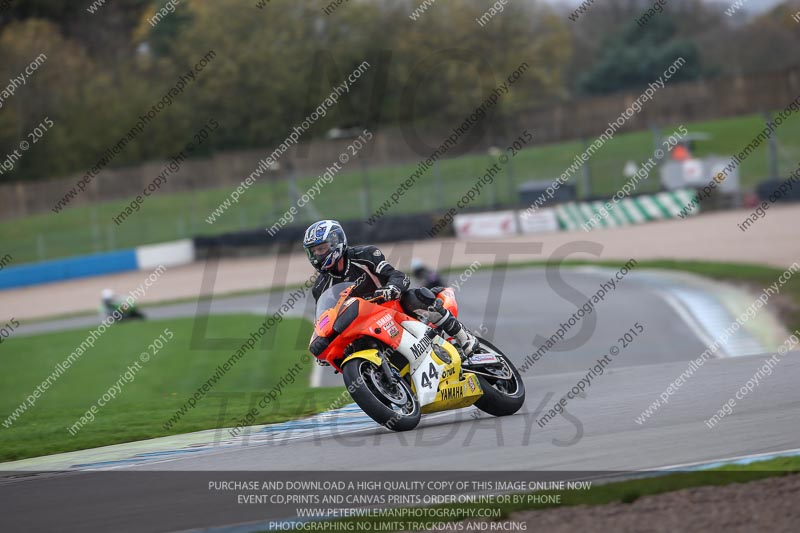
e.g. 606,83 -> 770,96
380,355 -> 397,386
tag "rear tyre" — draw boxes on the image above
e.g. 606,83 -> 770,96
342,358 -> 420,432
471,337 -> 526,417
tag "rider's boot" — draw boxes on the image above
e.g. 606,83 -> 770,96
428,301 -> 478,358
445,317 -> 478,358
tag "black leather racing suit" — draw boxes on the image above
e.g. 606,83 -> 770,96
310,245 -> 469,351
311,245 -> 410,302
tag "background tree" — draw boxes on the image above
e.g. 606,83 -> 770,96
577,13 -> 705,94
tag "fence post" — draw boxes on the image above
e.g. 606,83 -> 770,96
506,151 -> 515,207
580,138 -> 592,199
37,234 -> 46,261
91,207 -> 101,252
764,111 -> 779,180
361,159 -> 371,220
106,225 -> 115,251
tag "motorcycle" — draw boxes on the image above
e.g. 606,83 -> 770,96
309,282 -> 525,431
99,300 -> 146,322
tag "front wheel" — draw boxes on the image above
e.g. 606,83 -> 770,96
471,338 -> 526,417
342,358 -> 421,432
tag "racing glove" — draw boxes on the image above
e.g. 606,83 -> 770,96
373,285 -> 401,301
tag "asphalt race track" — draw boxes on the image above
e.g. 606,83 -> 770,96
2,267 -> 798,532
18,267 -> 717,382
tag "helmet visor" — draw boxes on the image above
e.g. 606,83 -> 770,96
307,242 -> 331,264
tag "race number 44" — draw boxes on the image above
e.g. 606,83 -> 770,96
420,361 -> 439,389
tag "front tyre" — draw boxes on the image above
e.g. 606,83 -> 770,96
342,359 -> 420,432
472,337 -> 526,417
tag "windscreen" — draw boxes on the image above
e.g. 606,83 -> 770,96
314,282 -> 354,321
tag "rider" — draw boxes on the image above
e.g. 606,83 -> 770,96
304,220 -> 477,357
100,288 -> 121,319
99,288 -> 145,321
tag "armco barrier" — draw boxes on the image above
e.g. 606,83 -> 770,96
756,178 -> 800,203
555,189 -> 698,231
0,249 -> 138,290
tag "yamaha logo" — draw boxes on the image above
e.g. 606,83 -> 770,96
441,386 -> 464,401
410,336 -> 433,359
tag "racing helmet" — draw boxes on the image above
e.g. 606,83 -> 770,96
410,258 -> 425,276
303,220 -> 347,272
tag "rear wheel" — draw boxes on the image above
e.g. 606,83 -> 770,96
342,358 -> 420,432
470,338 -> 526,417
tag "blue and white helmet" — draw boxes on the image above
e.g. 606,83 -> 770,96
303,220 -> 347,272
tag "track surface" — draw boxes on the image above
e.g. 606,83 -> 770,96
19,268 -> 713,383
1,354 -> 798,533
2,267 -> 797,532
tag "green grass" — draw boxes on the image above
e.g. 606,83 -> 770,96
0,315 -> 344,462
3,113 -> 799,265
335,456 -> 800,531
489,259 -> 800,333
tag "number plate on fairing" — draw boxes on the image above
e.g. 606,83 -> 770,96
412,354 -> 445,407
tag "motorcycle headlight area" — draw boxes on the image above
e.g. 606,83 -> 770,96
432,343 -> 451,364
309,335 -> 332,357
